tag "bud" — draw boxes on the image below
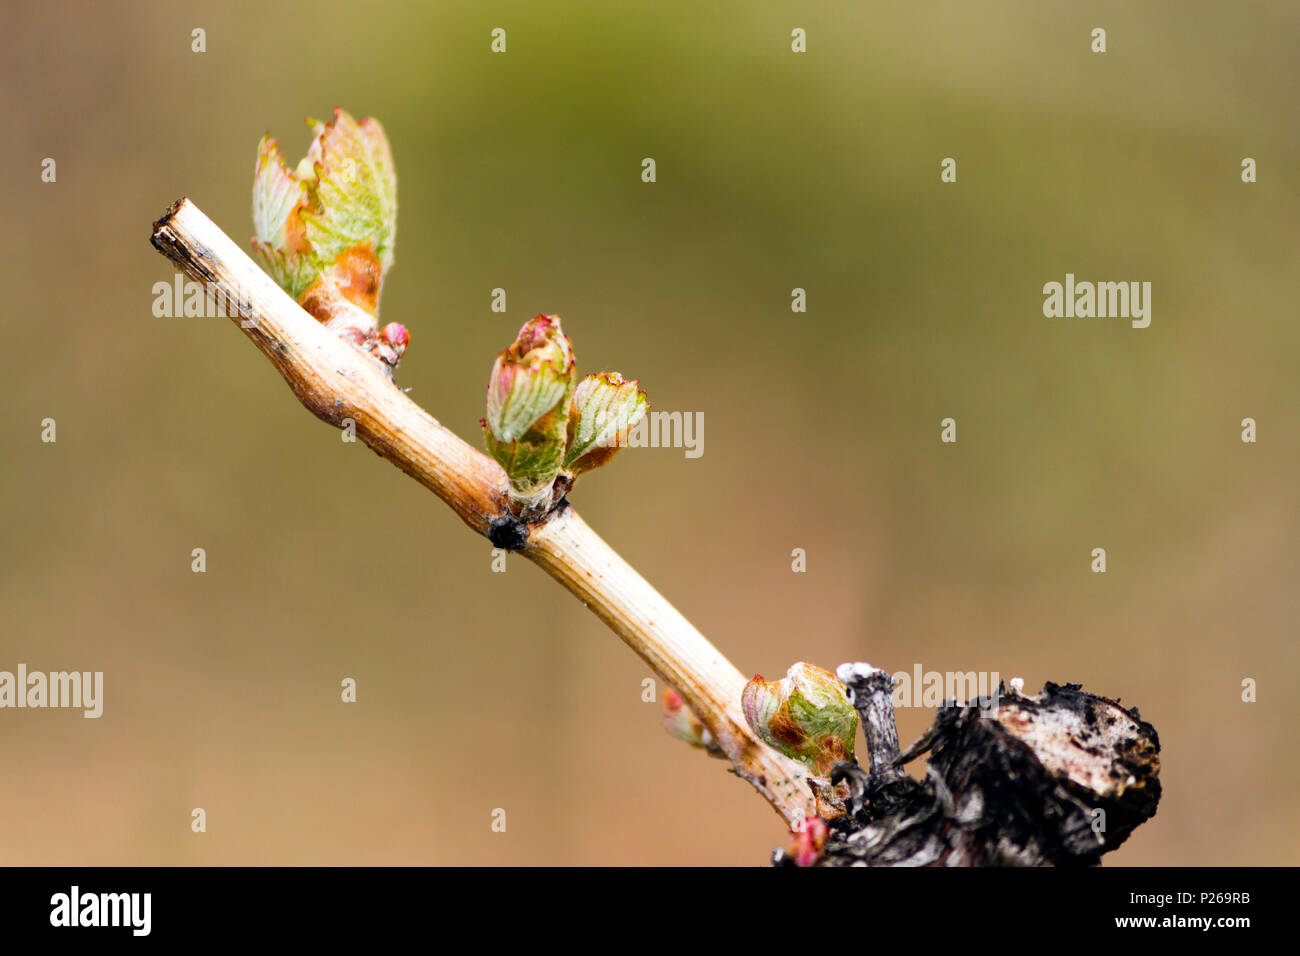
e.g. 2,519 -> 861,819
662,688 -> 724,758
563,372 -> 648,476
252,108 -> 402,372
483,315 -> 577,515
370,322 -> 408,368
742,662 -> 857,775
787,815 -> 829,867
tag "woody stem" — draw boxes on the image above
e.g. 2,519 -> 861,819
149,197 -> 814,826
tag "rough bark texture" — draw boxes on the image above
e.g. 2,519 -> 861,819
776,667 -> 1161,867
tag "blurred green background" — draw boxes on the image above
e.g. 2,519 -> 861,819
2,0 -> 1296,865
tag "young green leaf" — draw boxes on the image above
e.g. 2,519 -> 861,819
483,315 -> 577,514
251,108 -> 405,376
563,372 -> 648,475
742,663 -> 858,776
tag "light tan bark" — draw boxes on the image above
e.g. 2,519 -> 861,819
150,198 -> 814,825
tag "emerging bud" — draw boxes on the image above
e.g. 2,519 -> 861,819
483,315 -> 577,516
742,663 -> 858,776
661,688 -> 724,758
381,322 -> 410,349
370,322 -> 409,368
252,108 -> 402,375
563,372 -> 648,476
787,815 -> 829,867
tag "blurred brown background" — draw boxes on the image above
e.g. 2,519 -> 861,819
1,0 -> 1296,865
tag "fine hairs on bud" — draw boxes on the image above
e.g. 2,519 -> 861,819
483,315 -> 647,520
743,663 -> 858,776
251,108 -> 407,378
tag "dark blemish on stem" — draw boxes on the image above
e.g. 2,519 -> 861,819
489,514 -> 529,551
